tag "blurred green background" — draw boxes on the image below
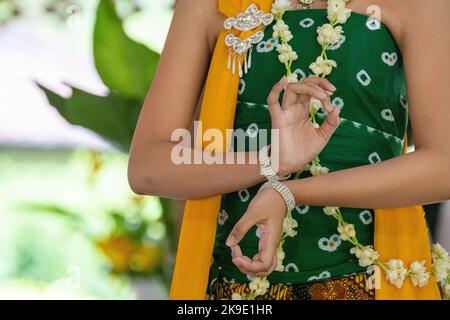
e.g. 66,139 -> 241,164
0,0 -> 177,299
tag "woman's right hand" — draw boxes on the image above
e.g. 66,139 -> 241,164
267,76 -> 341,176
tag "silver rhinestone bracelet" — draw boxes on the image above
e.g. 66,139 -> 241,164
260,180 -> 296,213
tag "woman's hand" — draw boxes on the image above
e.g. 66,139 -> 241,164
225,77 -> 342,277
268,76 -> 341,176
226,187 -> 286,278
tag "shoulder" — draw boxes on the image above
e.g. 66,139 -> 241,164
349,0 -> 449,48
346,0 -> 400,42
174,0 -> 225,52
385,0 -> 450,46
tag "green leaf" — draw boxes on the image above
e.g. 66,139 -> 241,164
18,202 -> 94,238
19,203 -> 84,224
38,83 -> 140,151
94,0 -> 160,100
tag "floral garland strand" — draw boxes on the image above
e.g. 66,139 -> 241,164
431,243 -> 450,299
232,0 -> 450,300
317,1 -> 450,297
232,0 -> 350,300
307,0 -> 351,174
323,206 -> 449,293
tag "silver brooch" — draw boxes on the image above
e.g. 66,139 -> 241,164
224,4 -> 274,77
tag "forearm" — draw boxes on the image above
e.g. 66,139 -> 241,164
128,140 -> 265,199
286,149 -> 450,209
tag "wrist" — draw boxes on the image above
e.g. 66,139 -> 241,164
273,159 -> 290,178
259,145 -> 291,182
260,180 -> 296,213
283,179 -> 300,205
260,187 -> 289,218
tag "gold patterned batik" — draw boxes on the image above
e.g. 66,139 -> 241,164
209,273 -> 375,300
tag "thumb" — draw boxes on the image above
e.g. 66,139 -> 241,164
226,211 -> 258,247
319,108 -> 341,141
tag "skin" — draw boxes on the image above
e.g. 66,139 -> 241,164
128,0 -> 450,278
128,0 -> 340,199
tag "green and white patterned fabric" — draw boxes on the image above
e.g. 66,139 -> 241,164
209,9 -> 408,286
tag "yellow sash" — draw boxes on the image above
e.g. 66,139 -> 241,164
169,0 -> 441,300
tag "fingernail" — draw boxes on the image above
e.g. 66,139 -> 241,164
330,83 -> 337,91
335,109 -> 341,125
226,236 -> 234,247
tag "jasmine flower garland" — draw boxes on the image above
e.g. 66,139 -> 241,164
324,205 -> 449,293
232,0 -> 450,300
232,0 -> 351,300
431,243 -> 450,298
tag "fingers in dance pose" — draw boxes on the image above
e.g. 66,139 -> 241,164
226,76 -> 341,277
269,76 -> 341,176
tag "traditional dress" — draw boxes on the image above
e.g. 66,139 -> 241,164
209,9 -> 406,300
170,0 -> 442,300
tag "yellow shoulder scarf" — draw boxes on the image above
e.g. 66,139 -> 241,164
169,0 -> 441,300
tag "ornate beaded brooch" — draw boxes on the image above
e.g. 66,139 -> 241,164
224,4 -> 274,77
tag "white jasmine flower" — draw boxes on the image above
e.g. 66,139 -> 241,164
275,246 -> 286,272
432,257 -> 449,282
231,293 -> 242,300
444,283 -> 450,300
286,72 -> 298,83
275,0 -> 291,8
284,30 -> 293,42
271,0 -> 291,19
276,43 -> 290,53
337,223 -> 356,241
310,164 -> 329,176
283,216 -> 298,237
279,52 -> 298,64
384,259 -> 408,288
323,206 -> 339,216
278,52 -> 290,64
276,43 -> 297,63
289,51 -> 298,60
430,244 -> 449,283
350,245 -> 379,268
317,24 -> 343,47
273,20 -> 289,34
409,260 -> 430,288
431,243 -> 449,261
309,98 -> 323,113
309,56 -> 337,76
273,20 -> 293,42
249,277 -> 270,297
327,0 -> 352,24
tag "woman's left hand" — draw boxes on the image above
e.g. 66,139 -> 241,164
226,186 -> 287,277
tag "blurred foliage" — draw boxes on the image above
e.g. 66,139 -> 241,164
22,195 -> 165,277
2,0 -> 177,298
0,0 -> 20,24
39,85 -> 139,152
39,0 -> 158,151
39,0 -> 178,282
0,0 -> 144,25
19,148 -> 175,290
94,0 -> 159,100
0,148 -> 138,299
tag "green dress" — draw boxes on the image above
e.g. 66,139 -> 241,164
209,10 -> 408,288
